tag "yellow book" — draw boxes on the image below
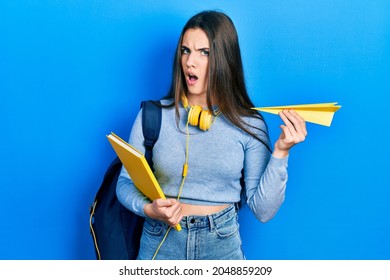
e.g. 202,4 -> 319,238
106,132 -> 181,231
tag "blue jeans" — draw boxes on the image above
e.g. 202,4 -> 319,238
137,204 -> 245,260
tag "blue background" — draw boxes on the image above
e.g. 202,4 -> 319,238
1,1 -> 389,260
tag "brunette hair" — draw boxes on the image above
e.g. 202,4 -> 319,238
165,10 -> 271,151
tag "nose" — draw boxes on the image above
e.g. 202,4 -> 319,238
185,53 -> 196,68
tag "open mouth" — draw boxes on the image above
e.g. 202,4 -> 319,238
187,74 -> 198,85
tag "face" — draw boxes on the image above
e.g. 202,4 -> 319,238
181,28 -> 210,104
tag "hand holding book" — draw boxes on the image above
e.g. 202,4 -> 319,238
107,133 -> 182,231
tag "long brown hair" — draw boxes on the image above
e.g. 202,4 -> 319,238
165,10 -> 271,152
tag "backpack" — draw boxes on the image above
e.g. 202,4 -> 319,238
89,100 -> 162,260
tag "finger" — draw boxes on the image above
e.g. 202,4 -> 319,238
283,110 -> 304,133
279,111 -> 296,133
287,110 -> 307,142
165,201 -> 181,216
170,208 -> 183,227
279,112 -> 302,144
154,198 -> 175,207
167,206 -> 183,227
173,213 -> 184,226
281,110 -> 307,143
161,200 -> 181,219
288,110 -> 307,136
289,109 -> 305,123
278,110 -> 289,124
279,124 -> 293,142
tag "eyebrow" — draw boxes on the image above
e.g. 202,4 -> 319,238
181,45 -> 210,51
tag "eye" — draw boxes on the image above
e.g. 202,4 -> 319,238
181,46 -> 190,54
200,49 -> 209,56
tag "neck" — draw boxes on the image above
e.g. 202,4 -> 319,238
185,93 -> 216,108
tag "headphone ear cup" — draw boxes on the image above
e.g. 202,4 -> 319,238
199,110 -> 212,131
188,105 -> 202,126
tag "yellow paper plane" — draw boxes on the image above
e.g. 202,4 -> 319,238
252,102 -> 341,126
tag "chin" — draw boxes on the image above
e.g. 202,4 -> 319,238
187,88 -> 207,96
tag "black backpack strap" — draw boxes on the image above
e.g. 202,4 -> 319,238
141,100 -> 162,170
238,169 -> 247,210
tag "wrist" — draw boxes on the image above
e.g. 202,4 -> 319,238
143,203 -> 153,218
272,148 -> 289,159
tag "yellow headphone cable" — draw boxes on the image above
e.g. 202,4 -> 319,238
151,103 -> 220,260
151,117 -> 190,260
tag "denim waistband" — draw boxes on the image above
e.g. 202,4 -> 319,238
179,204 -> 237,230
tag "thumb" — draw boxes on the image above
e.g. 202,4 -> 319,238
279,125 -> 287,138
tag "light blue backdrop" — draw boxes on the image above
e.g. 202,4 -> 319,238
1,1 -> 389,260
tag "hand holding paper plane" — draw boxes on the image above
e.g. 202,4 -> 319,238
252,102 -> 341,126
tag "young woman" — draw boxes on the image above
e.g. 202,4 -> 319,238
116,10 -> 307,260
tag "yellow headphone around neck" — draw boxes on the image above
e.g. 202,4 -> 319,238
181,95 -> 219,131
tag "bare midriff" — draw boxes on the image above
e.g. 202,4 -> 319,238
181,203 -> 229,216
